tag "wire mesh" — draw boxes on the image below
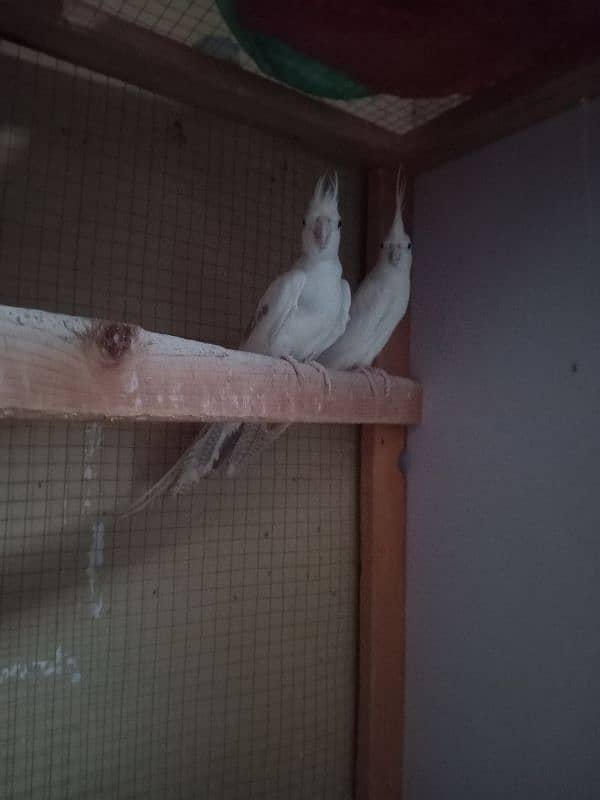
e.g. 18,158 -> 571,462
85,0 -> 466,135
0,39 -> 360,799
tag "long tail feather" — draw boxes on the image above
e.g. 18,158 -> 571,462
223,423 -> 290,478
171,422 -> 241,493
119,422 -> 239,518
120,417 -> 290,517
118,457 -> 186,520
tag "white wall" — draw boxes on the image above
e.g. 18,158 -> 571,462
406,99 -> 600,799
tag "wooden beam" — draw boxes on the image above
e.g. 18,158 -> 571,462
3,0 -> 599,176
356,169 -> 410,800
0,0 -> 404,167
0,305 -> 422,425
401,51 -> 600,172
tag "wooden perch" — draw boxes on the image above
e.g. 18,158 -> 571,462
0,305 -> 422,425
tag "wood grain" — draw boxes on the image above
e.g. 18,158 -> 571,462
356,169 -> 411,799
0,305 -> 422,425
0,0 -> 404,166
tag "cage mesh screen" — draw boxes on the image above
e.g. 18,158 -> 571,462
0,40 -> 360,799
83,0 -> 465,135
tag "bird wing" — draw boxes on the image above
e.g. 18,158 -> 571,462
319,268 -> 390,369
241,268 -> 306,355
333,278 -> 352,344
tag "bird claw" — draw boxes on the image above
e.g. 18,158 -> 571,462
358,366 -> 377,397
281,354 -> 304,386
358,366 -> 392,397
376,367 -> 392,397
306,359 -> 332,395
281,356 -> 332,394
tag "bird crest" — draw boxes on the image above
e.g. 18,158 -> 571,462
391,165 -> 407,237
307,171 -> 339,218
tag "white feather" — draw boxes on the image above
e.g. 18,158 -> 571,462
320,166 -> 412,369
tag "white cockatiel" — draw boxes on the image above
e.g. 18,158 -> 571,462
214,167 -> 413,478
122,173 -> 351,516
319,168 -> 412,380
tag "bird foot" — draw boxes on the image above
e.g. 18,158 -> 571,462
358,366 -> 377,396
306,359 -> 332,395
376,367 -> 392,397
357,366 -> 392,397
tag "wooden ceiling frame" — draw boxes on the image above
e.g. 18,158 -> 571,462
2,0 -> 600,172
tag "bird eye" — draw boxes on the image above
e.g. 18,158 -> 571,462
338,220 -> 342,229
302,218 -> 306,227
407,242 -> 412,250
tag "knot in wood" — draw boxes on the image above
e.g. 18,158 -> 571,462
95,322 -> 137,362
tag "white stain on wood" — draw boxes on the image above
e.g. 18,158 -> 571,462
84,422 -> 102,460
87,520 -> 105,619
127,371 -> 139,393
87,519 -> 105,616
83,423 -> 106,618
0,646 -> 82,686
0,125 -> 30,174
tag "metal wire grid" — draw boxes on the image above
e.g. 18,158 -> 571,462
0,40 -> 361,799
85,0 -> 466,136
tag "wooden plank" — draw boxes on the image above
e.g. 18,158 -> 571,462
356,169 -> 411,799
0,305 -> 422,425
0,0 -> 404,166
401,51 -> 600,172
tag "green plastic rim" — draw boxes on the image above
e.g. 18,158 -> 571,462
214,0 -> 372,100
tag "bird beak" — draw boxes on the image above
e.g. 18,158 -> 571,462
313,217 -> 331,250
388,244 -> 404,266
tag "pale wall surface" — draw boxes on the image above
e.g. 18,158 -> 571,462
406,99 -> 600,799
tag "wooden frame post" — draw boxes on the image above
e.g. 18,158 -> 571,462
357,169 -> 411,799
